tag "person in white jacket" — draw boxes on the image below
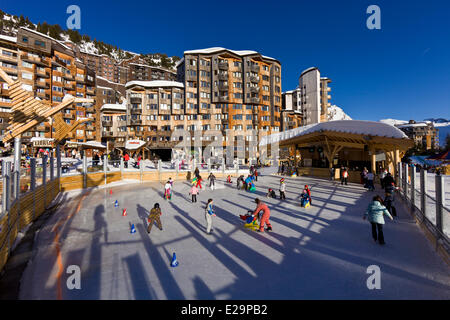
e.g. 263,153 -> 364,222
279,178 -> 286,200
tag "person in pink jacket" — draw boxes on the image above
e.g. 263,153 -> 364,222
189,185 -> 199,203
251,198 -> 272,233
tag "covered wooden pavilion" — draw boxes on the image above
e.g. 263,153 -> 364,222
260,120 -> 414,180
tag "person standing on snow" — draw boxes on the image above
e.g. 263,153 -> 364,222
363,195 -> 393,245
251,198 -> 272,233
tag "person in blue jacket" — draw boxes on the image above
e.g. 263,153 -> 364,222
205,198 -> 216,234
363,195 -> 393,245
245,175 -> 253,190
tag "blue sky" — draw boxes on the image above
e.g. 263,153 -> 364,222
2,0 -> 450,121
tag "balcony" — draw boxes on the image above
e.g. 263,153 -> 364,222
249,86 -> 260,93
0,52 -> 18,63
86,106 -> 95,113
35,125 -> 48,132
130,107 -> 142,114
36,92 -> 49,100
87,88 -> 95,95
130,97 -> 142,104
63,113 -> 74,119
63,73 -> 74,80
250,65 -> 260,73
102,131 -> 114,137
102,120 -> 113,127
75,76 -> 85,83
218,73 -> 228,80
117,120 -> 127,127
130,119 -> 142,125
135,131 -> 144,137
63,82 -> 74,90
218,96 -> 228,103
86,125 -> 95,131
218,83 -> 228,90
250,97 -> 260,104
218,62 -> 229,70
250,76 -> 259,83
36,69 -> 50,78
35,81 -> 49,89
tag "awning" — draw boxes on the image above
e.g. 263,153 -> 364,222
125,139 -> 146,150
80,141 -> 107,149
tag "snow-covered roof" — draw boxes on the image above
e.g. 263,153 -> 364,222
260,120 -> 409,146
300,67 -> 319,77
0,34 -> 17,43
126,80 -> 184,89
30,137 -> 54,142
182,47 -> 278,62
101,104 -> 127,112
397,123 -> 431,128
379,119 -> 409,126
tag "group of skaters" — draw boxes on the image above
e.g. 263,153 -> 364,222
150,165 -> 399,246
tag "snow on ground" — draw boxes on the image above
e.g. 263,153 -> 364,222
19,171 -> 450,299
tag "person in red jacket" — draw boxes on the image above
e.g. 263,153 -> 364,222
304,185 -> 312,205
251,198 -> 272,233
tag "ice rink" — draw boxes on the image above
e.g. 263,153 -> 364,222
19,170 -> 450,299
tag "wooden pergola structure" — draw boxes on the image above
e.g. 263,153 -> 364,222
271,121 -> 414,177
0,68 -> 93,170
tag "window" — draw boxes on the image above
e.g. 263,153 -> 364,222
22,72 -> 33,80
22,36 -> 28,43
35,40 -> 46,48
22,61 -> 33,69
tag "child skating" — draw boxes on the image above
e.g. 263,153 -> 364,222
205,198 -> 216,234
266,188 -> 276,199
147,203 -> 163,234
189,184 -> 199,203
279,178 -> 286,200
164,180 -> 172,200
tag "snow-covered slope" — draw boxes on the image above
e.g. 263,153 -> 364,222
328,105 -> 352,121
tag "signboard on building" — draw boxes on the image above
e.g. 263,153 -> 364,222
31,138 -> 54,148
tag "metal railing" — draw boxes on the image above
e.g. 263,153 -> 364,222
397,163 -> 450,247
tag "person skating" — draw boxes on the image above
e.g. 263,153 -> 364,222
205,198 -> 216,234
363,195 -> 393,245
303,184 -> 312,205
366,171 -> 375,191
244,175 -> 253,191
254,168 -> 258,182
362,167 -> 368,187
164,181 -> 172,200
266,188 -> 276,199
384,182 -> 397,217
329,167 -> 335,181
383,173 -> 395,191
195,174 -> 203,189
251,198 -> 272,233
194,167 -> 200,178
380,169 -> 388,189
341,168 -> 348,185
189,185 -> 199,203
147,203 -> 163,234
300,190 -> 310,207
279,178 -> 286,200
208,172 -> 216,191
227,175 -> 232,183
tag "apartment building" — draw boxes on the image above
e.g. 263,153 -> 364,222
120,80 -> 184,158
397,120 -> 439,150
282,67 -> 332,126
175,47 -> 282,160
119,56 -> 177,83
100,103 -> 127,149
0,27 -> 97,145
